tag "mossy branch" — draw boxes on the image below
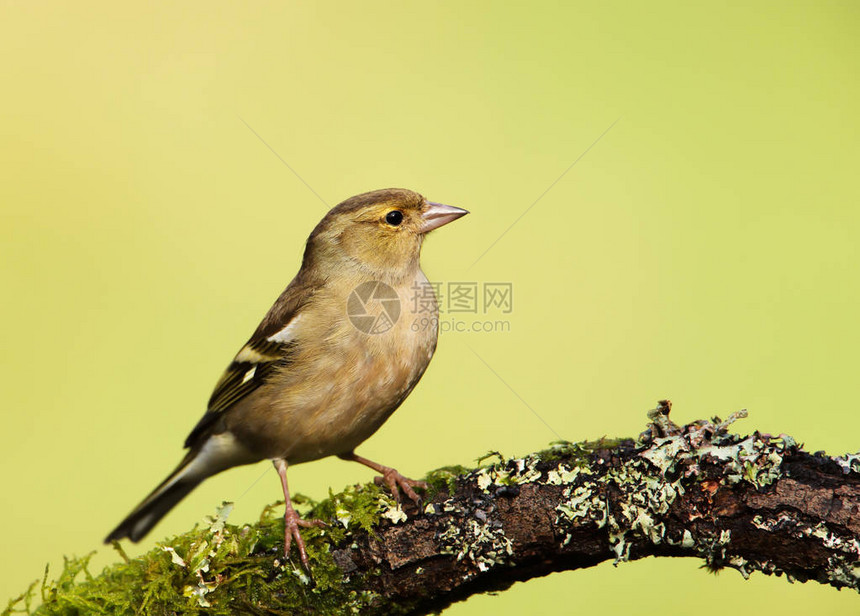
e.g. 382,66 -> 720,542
7,401 -> 860,615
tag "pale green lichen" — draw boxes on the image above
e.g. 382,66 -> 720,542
742,511 -> 860,588
555,457 -> 682,563
640,409 -> 788,491
751,513 -> 860,578
635,410 -> 858,589
827,556 -> 860,586
379,499 -> 408,525
835,452 -> 860,475
428,475 -> 518,576
545,464 -> 584,485
424,447 -> 607,576
557,485 -> 606,532
438,517 -> 514,573
680,530 -> 695,549
547,407 -> 859,588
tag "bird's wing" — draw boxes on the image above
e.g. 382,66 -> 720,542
183,272 -> 318,448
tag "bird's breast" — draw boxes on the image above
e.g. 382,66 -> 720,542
227,270 -> 440,463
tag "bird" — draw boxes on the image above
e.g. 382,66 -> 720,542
105,188 -> 468,569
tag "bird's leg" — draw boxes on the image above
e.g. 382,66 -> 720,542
272,459 -> 325,571
338,452 -> 428,504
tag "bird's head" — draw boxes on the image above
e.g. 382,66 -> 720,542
304,188 -> 468,280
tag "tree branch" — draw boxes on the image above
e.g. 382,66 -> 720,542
17,402 -> 860,616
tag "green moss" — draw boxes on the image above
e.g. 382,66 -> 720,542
5,489 -> 397,616
424,465 -> 469,498
6,468 -> 460,616
475,451 -> 506,466
538,437 -> 629,463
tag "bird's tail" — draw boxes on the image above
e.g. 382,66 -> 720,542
105,432 -> 258,543
105,450 -> 203,543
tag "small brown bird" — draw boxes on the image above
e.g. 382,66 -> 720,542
105,188 -> 468,568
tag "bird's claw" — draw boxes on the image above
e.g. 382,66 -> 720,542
282,509 -> 325,572
373,468 -> 428,504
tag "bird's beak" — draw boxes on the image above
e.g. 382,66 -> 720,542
420,202 -> 469,233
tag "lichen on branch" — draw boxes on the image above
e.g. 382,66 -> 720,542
6,402 -> 860,616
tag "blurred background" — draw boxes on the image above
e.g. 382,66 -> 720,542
1,1 -> 858,613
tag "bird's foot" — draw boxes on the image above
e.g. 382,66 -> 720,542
373,466 -> 429,504
282,507 -> 325,571
338,452 -> 428,504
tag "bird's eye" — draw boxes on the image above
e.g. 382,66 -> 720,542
385,210 -> 404,226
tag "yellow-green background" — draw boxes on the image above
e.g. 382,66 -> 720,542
2,1 -> 858,613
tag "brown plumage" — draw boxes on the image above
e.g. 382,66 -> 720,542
105,188 -> 468,569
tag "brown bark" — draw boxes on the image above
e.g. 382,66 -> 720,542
328,404 -> 860,613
